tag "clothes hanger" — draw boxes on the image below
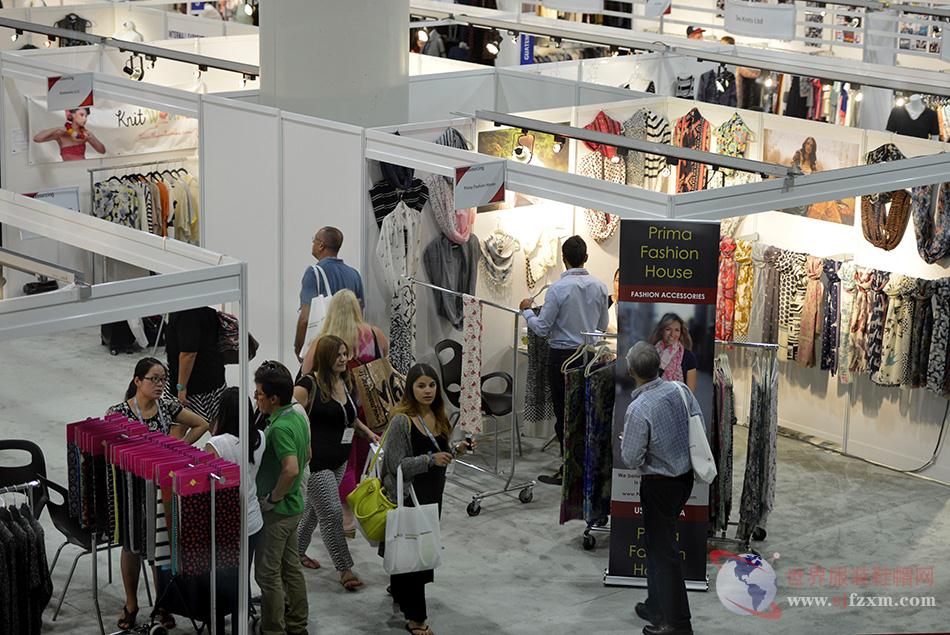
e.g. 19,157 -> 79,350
584,342 -> 613,376
562,343 -> 596,373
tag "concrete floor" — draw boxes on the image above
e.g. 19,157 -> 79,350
1,327 -> 949,634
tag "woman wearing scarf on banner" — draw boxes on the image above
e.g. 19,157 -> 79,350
33,107 -> 106,161
649,313 -> 698,392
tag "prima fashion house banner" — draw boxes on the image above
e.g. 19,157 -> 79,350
27,97 -> 198,165
609,219 -> 720,587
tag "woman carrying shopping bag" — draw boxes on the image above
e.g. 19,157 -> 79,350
379,363 -> 474,635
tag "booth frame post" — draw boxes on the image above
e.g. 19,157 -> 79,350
237,262 -> 249,635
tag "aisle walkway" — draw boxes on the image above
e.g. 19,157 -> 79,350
1,328 -> 948,634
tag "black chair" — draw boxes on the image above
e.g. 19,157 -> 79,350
0,439 -> 48,518
435,339 -> 522,456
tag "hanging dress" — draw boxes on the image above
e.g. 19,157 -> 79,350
672,107 -> 711,193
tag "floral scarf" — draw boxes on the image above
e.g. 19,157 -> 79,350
912,182 -> 950,264
656,340 -> 685,382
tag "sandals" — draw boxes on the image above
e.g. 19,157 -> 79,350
406,622 -> 434,635
117,605 -> 138,631
300,555 -> 322,569
152,606 -> 176,630
340,570 -> 364,591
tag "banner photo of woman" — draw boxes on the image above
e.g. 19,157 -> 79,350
28,97 -> 198,165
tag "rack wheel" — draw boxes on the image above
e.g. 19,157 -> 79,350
149,625 -> 167,635
466,501 -> 481,517
583,534 -> 596,550
752,527 -> 767,541
519,487 -> 534,504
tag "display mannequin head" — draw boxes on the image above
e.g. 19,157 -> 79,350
561,235 -> 588,269
312,226 -> 343,260
905,94 -> 926,119
626,341 -> 660,386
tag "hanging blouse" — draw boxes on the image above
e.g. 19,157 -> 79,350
836,262 -> 858,384
732,240 -> 754,341
909,279 -> 936,388
865,270 -> 891,375
621,109 -> 671,187
912,182 -> 950,264
576,151 -> 625,242
776,250 -> 807,361
709,113 -> 754,189
673,107 -> 711,193
796,256 -> 824,367
819,260 -> 841,374
375,201 -> 422,298
926,279 -> 950,395
675,75 -> 695,99
746,243 -> 769,343
873,275 -> 916,386
644,111 -> 672,187
849,267 -> 874,374
761,246 -> 783,344
716,237 -> 738,340
369,178 -> 428,228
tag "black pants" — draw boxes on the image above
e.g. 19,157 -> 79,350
391,570 -> 433,622
548,347 -> 580,455
641,471 -> 694,628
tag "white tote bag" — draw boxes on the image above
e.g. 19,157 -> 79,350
383,466 -> 442,575
301,264 -> 332,354
675,383 -> 718,484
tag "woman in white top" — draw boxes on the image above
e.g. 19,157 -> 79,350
206,387 -> 267,572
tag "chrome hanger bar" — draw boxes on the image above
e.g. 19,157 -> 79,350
715,339 -> 779,351
88,157 -> 194,175
581,330 -> 618,339
475,110 -> 794,178
0,479 -> 41,495
404,276 -> 520,315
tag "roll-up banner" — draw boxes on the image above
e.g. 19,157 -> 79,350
607,219 -> 720,589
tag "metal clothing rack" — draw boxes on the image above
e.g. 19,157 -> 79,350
709,339 -> 780,555
405,276 -> 535,516
87,157 -> 196,284
0,478 -> 40,512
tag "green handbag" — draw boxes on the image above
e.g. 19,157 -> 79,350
346,423 -> 396,542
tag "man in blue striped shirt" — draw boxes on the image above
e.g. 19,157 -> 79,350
621,341 -> 697,635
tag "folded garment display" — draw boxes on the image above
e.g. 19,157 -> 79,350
66,416 -> 241,575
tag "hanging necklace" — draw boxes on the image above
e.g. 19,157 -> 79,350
912,182 -> 950,264
478,230 -> 520,293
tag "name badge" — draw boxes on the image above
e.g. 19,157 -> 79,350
340,428 -> 355,445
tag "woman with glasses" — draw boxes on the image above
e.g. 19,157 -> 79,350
107,357 -> 208,631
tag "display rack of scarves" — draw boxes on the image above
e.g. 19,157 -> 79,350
559,358 -> 614,525
92,168 -> 199,244
716,237 -> 738,340
672,107 -> 711,193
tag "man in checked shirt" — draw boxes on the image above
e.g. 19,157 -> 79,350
621,341 -> 701,635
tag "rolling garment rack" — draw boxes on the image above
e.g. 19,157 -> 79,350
0,478 -> 40,511
709,339 -> 780,555
405,277 -> 535,516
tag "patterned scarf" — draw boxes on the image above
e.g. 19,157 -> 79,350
478,230 -> 520,293
865,270 -> 891,375
747,242 -> 769,343
426,174 -> 475,245
873,275 -> 916,387
819,260 -> 841,373
836,262 -> 857,384
796,256 -> 824,367
927,279 -> 950,394
912,182 -> 950,264
732,240 -> 754,341
849,268 -> 874,374
910,280 -> 936,388
576,152 -> 625,242
459,295 -> 483,435
656,340 -> 685,382
716,237 -> 738,340
390,278 -> 416,375
761,246 -> 783,344
777,250 -> 807,360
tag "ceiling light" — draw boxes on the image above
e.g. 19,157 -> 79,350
854,90 -> 863,103
243,1 -> 254,16
896,96 -> 906,107
552,135 -> 565,154
508,30 -> 518,43
764,76 -> 774,89
486,30 -> 502,56
417,27 -> 429,43
44,36 -> 54,48
553,37 -> 562,48
11,29 -> 21,42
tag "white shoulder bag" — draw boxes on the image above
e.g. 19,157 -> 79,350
302,264 -> 332,354
383,465 -> 443,575
675,382 -> 718,484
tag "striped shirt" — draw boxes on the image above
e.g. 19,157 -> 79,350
369,179 -> 429,227
621,378 -> 700,477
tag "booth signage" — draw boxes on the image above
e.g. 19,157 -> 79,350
454,161 -> 506,209
520,34 -> 536,65
20,186 -> 81,240
46,74 -> 94,112
724,0 -> 796,40
542,0 -> 604,11
608,219 -> 720,588
644,0 -> 672,19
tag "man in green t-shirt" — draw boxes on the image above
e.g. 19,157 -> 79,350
254,361 -> 310,635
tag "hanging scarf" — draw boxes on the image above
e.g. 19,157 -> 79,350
761,246 -> 783,344
459,295 -> 483,435
524,230 -> 559,289
425,174 -> 475,245
716,237 -> 738,340
873,274 -> 916,386
912,182 -> 950,264
656,340 -> 685,382
776,250 -> 807,360
865,270 -> 891,375
731,240 -> 754,342
926,279 -> 950,395
582,110 -> 622,159
849,268 -> 874,373
478,230 -> 520,292
747,242 -> 769,343
796,256 -> 824,367
819,260 -> 841,373
576,152 -> 624,242
910,279 -> 936,388
836,262 -> 858,384
862,190 -> 911,251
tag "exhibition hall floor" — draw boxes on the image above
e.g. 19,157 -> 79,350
1,328 -> 948,634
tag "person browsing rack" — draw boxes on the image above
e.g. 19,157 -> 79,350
519,235 -> 609,486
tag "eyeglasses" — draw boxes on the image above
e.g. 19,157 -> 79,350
144,375 -> 168,385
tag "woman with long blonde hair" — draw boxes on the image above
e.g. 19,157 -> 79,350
300,289 -> 389,536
